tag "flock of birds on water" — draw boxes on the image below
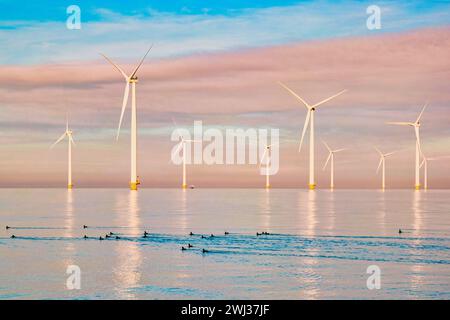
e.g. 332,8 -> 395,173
5,224 -> 405,253
6,224 -> 274,254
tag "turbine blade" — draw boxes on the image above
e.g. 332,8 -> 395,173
169,142 -> 183,164
333,148 -> 346,153
376,158 -> 383,174
321,139 -> 331,152
130,45 -> 153,78
420,159 -> 425,169
416,103 -> 428,123
100,53 -> 129,80
259,148 -> 268,167
384,151 -> 397,157
66,113 -> 69,131
323,153 -> 332,170
174,141 -> 183,155
374,147 -> 383,156
298,110 -> 311,152
116,82 -> 130,140
428,155 -> 450,161
278,81 -> 311,109
386,121 -> 413,126
70,134 -> 75,146
50,132 -> 67,149
312,89 -> 347,108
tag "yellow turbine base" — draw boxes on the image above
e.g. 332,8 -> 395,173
130,182 -> 138,191
67,184 -> 73,189
414,185 -> 421,190
265,184 -> 271,189
182,184 -> 187,189
308,184 -> 316,190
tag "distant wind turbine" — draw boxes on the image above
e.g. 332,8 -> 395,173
322,140 -> 346,189
51,116 -> 75,189
386,104 -> 427,190
375,147 -> 397,190
100,46 -> 153,190
172,119 -> 201,189
259,143 -> 277,189
278,82 -> 347,189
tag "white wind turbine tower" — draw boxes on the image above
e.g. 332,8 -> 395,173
375,147 -> 397,190
278,82 -> 347,189
101,46 -> 152,190
260,143 -> 277,189
51,117 -> 75,189
322,140 -> 346,189
386,104 -> 427,190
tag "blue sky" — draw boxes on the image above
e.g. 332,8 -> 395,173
0,1 -> 450,64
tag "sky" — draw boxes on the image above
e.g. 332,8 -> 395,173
0,0 -> 449,188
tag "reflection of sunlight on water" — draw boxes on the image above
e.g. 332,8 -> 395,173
178,189 -> 188,232
326,190 -> 335,232
410,191 -> 424,294
113,191 -> 142,299
305,190 -> 317,237
377,190 -> 387,236
297,190 -> 319,299
63,190 -> 75,265
259,189 -> 271,231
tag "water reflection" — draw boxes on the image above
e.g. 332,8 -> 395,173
259,189 -> 271,231
326,190 -> 335,233
410,191 -> 424,295
376,190 -> 387,236
305,190 -> 317,237
297,190 -> 320,299
113,191 -> 142,299
178,190 -> 188,233
63,190 -> 75,265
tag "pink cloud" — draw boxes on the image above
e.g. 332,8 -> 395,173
0,27 -> 449,187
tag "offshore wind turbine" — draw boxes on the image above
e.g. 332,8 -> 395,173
386,104 -> 427,190
278,82 -> 346,189
259,143 -> 277,189
375,147 -> 397,190
173,137 -> 201,189
51,117 -> 75,189
322,140 -> 346,189
101,46 -> 152,190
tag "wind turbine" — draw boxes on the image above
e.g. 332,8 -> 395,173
101,46 -> 152,190
171,119 -> 202,189
259,143 -> 277,189
322,140 -> 346,189
172,137 -> 201,189
278,82 -> 347,189
420,155 -> 450,190
51,116 -> 75,189
386,104 -> 427,190
375,147 -> 397,190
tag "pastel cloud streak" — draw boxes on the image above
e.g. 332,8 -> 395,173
0,25 -> 449,188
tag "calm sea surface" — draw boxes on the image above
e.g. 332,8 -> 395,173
0,188 -> 449,299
